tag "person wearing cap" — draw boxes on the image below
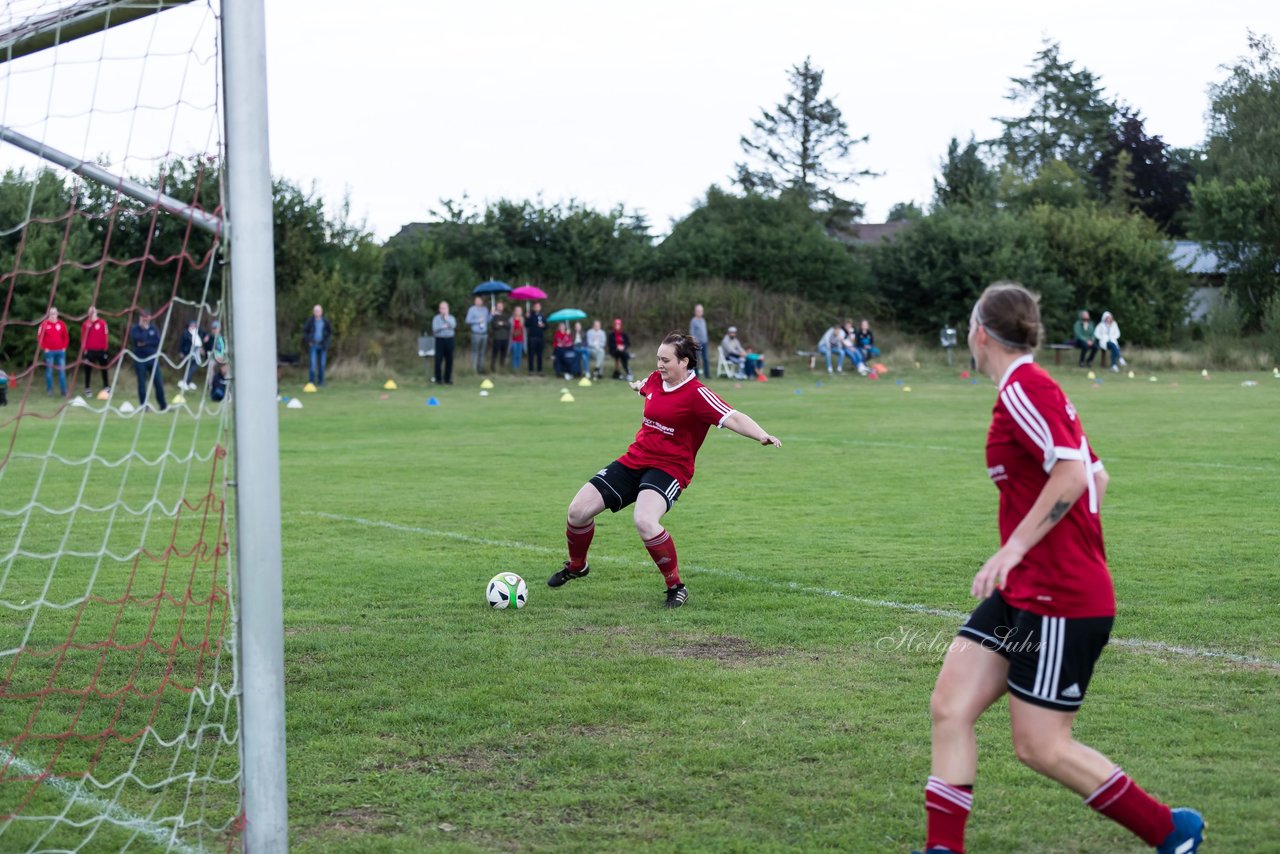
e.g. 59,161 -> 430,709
129,309 -> 167,411
607,318 -> 632,381
80,306 -> 112,395
37,307 -> 70,396
720,326 -> 747,380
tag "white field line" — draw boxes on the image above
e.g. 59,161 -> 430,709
298,511 -> 1280,671
785,436 -> 1277,473
0,749 -> 205,854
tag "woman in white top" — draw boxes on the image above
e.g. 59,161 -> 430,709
1093,311 -> 1126,372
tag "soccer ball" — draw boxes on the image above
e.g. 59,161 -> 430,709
486,572 -> 527,609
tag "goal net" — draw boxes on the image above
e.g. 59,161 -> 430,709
0,2 -> 281,851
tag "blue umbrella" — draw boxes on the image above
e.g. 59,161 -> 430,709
473,280 -> 513,310
546,308 -> 587,323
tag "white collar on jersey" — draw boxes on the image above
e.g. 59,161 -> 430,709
662,371 -> 696,393
997,354 -> 1036,391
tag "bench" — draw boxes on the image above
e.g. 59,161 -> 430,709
796,350 -> 818,370
1046,343 -> 1109,368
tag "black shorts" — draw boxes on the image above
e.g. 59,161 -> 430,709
957,592 -> 1113,712
590,460 -> 682,513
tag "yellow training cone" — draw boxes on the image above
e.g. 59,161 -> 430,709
1086,371 -> 1096,380
577,377 -> 592,387
383,379 -> 398,390
303,382 -> 317,393
171,393 -> 185,405
903,386 -> 912,393
480,378 -> 495,390
559,392 -> 575,403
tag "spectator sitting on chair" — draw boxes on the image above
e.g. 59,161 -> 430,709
586,319 -> 607,380
1094,311 -> 1127,372
854,318 -> 880,361
839,322 -> 870,375
720,326 -> 747,379
817,324 -> 846,374
179,318 -> 211,391
608,318 -> 633,381
552,322 -> 576,379
572,321 -> 591,377
210,361 -> 229,402
1072,310 -> 1099,368
743,346 -> 768,381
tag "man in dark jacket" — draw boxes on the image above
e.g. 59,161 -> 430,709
526,302 -> 546,374
130,309 -> 167,410
303,304 -> 333,386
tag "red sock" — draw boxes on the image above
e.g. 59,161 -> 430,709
925,776 -> 972,854
643,529 -> 680,587
565,521 -> 594,571
1085,767 -> 1174,846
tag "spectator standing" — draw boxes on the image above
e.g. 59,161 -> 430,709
586,319 -> 607,380
489,300 -> 511,372
526,301 -> 547,374
720,326 -> 747,379
179,319 -> 211,391
1072,310 -> 1099,368
1094,311 -> 1126,372
689,304 -> 710,378
465,296 -> 490,374
432,301 -> 456,385
80,306 -> 111,394
510,306 -> 526,371
37,307 -> 69,396
302,304 -> 332,387
129,310 -> 167,410
608,318 -> 633,381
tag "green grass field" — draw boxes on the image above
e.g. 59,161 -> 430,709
4,360 -> 1279,852
274,362 -> 1278,853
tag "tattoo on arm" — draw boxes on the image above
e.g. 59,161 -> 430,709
1042,499 -> 1071,526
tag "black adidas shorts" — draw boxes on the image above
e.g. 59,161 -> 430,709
958,592 -> 1113,712
590,460 -> 682,513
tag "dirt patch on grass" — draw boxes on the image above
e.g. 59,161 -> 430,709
312,805 -> 394,835
657,633 -> 780,664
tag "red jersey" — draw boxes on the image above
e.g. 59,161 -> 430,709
37,320 -> 69,351
511,317 -> 525,343
617,371 -> 735,488
987,356 -> 1114,618
81,317 -> 109,350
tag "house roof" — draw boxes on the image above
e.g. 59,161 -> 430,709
829,220 -> 913,245
1170,240 -> 1227,275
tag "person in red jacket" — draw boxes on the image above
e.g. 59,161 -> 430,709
548,332 -> 781,608
37,307 -> 69,396
80,306 -> 111,394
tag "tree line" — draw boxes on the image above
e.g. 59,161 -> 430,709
2,34 -> 1277,362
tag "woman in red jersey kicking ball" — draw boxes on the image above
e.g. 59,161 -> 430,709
915,282 -> 1203,854
548,331 -> 781,608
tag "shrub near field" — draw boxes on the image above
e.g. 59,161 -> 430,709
273,365 -> 1279,853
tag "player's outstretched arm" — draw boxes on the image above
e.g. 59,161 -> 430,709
723,412 -> 781,447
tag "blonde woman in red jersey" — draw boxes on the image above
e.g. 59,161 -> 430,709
915,283 -> 1202,854
548,332 -> 780,608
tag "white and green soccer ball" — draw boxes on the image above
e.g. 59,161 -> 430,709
486,572 -> 527,610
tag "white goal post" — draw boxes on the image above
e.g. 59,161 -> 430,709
0,1 -> 286,851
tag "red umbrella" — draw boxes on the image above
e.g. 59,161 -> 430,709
510,285 -> 547,301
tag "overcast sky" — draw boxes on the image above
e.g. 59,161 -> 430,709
257,1 -> 1272,241
1,1 -> 1270,243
